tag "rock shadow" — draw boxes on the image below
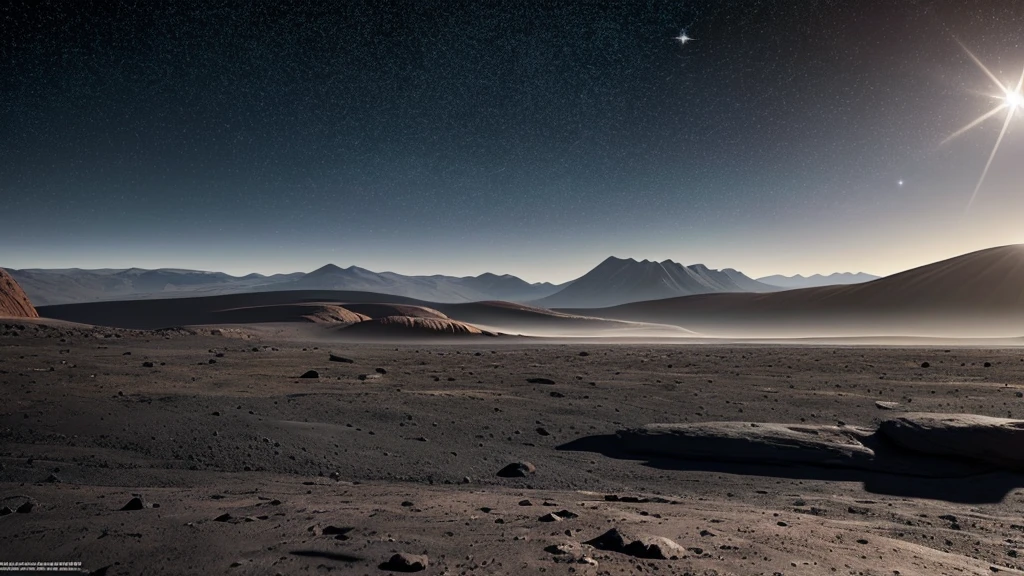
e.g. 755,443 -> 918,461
289,549 -> 363,563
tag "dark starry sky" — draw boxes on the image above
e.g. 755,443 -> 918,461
2,0 -> 1024,280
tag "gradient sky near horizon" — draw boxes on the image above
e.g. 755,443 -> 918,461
3,0 -> 1024,283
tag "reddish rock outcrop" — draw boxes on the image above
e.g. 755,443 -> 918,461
0,269 -> 38,318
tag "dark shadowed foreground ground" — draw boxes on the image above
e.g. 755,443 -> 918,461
3,321 -> 1024,575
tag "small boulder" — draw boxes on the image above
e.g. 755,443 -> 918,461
299,370 -> 319,379
322,525 -> 352,539
527,377 -> 555,385
545,541 -> 598,565
497,461 -> 536,478
329,354 -> 354,363
379,552 -> 428,572
585,527 -> 686,560
540,510 -> 577,522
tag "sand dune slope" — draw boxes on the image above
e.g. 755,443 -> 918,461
36,290 -> 427,329
339,315 -> 497,337
37,290 -> 687,336
209,303 -> 370,324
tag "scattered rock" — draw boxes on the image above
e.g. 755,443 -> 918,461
527,378 -> 555,385
578,351 -> 590,357
921,362 -> 930,368
375,367 -> 387,374
875,401 -> 900,410
536,427 -> 550,436
214,513 -> 234,522
299,370 -> 319,379
497,461 -> 536,478
545,542 -> 598,565
540,510 -> 578,522
142,361 -> 154,368
329,354 -> 355,363
321,525 -> 352,539
358,373 -> 381,381
15,501 -> 34,514
604,495 -> 650,503
379,552 -> 428,572
585,527 -> 686,560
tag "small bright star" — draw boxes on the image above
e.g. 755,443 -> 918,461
674,30 -> 692,46
898,180 -> 904,186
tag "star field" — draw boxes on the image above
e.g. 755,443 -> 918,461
2,0 -> 1024,281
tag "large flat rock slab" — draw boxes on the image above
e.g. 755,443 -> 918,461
618,422 -> 878,468
879,413 -> 1024,470
616,421 -> 994,477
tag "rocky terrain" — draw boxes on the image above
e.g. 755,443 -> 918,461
2,321 -> 1024,574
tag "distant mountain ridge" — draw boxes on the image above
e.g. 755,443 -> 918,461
7,265 -> 565,306
757,272 -> 879,289
10,256 -> 839,309
534,256 -> 779,309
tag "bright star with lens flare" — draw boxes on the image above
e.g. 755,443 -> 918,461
1007,90 -> 1023,110
674,30 -> 692,46
944,41 -> 1024,208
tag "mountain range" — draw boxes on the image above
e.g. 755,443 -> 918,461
757,272 -> 879,289
534,257 -> 779,308
5,265 -> 567,306
5,259 -> 876,309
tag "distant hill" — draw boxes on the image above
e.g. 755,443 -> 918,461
534,256 -> 778,308
36,290 -> 689,337
6,265 -> 562,306
757,272 -> 879,289
566,245 -> 1024,338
